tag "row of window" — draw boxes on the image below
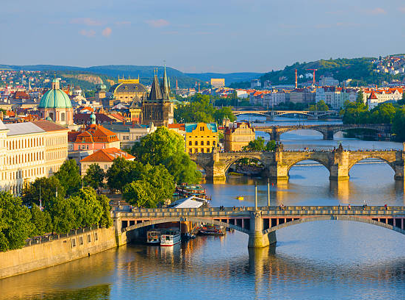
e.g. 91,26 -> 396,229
47,150 -> 67,161
71,232 -> 99,248
6,137 -> 44,150
46,136 -> 67,147
188,141 -> 216,146
7,151 -> 44,165
188,148 -> 213,154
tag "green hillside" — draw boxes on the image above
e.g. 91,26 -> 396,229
231,56 -> 405,88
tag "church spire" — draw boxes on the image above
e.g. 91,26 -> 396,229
162,63 -> 170,100
148,68 -> 163,101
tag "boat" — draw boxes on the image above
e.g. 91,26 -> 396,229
236,196 -> 244,201
147,230 -> 161,244
199,225 -> 226,236
160,230 -> 181,246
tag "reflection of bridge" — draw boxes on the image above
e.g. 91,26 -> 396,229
114,206 -> 405,248
254,124 -> 391,141
190,148 -> 405,182
233,110 -> 338,120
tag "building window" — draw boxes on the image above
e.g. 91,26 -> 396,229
207,141 -> 210,145
201,141 -> 204,146
79,237 -> 83,245
61,113 -> 65,122
213,141 -> 216,146
201,148 -> 204,153
200,127 -> 204,131
87,235 -> 91,243
195,141 -> 198,146
71,239 -> 76,247
189,141 -> 192,145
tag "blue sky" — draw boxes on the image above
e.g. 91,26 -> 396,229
0,0 -> 404,73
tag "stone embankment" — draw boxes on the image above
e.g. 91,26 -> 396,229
0,227 -> 116,280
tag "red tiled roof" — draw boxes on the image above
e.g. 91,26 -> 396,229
80,148 -> 135,163
33,120 -> 69,132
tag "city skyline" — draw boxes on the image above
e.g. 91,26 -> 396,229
1,0 -> 404,73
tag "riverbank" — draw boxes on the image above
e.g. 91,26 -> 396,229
0,227 -> 116,280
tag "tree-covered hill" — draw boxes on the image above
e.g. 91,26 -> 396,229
232,56 -> 405,88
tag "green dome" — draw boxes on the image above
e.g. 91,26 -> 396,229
39,89 -> 72,109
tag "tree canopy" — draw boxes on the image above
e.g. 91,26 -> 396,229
55,159 -> 81,196
243,137 -> 276,151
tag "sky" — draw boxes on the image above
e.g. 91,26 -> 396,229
0,0 -> 404,73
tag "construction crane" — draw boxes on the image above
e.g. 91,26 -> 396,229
306,69 -> 318,85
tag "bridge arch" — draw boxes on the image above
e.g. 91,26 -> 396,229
287,157 -> 331,174
348,156 -> 396,173
263,215 -> 405,236
122,217 -> 250,235
278,128 -> 325,140
223,155 -> 265,175
234,112 -> 267,118
333,126 -> 385,138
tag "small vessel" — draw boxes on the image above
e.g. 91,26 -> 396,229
160,230 -> 181,247
147,230 -> 161,244
236,196 -> 244,201
199,225 -> 226,236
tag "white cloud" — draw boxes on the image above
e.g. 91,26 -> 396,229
400,7 -> 405,13
102,27 -> 112,37
363,8 -> 387,15
145,19 -> 170,28
71,18 -> 102,26
79,29 -> 96,37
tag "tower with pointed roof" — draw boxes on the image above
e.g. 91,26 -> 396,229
141,65 -> 174,127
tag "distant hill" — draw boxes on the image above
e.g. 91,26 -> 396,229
231,56 -> 405,88
186,72 -> 262,85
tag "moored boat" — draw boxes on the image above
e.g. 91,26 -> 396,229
160,231 -> 181,246
199,225 -> 226,236
147,230 -> 161,244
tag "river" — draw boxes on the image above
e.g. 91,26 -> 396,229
1,116 -> 405,300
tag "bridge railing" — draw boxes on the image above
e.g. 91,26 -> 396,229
114,206 -> 405,219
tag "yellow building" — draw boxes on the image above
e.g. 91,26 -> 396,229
185,122 -> 218,154
224,122 -> 256,152
210,78 -> 225,88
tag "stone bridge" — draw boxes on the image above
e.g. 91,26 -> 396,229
190,148 -> 405,182
113,206 -> 405,248
254,124 -> 392,141
233,110 -> 338,120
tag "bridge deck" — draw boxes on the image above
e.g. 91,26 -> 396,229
114,206 -> 405,219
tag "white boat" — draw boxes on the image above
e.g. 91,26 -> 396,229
160,231 -> 181,247
147,230 -> 161,244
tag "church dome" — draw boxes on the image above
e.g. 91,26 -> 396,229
39,79 -> 72,109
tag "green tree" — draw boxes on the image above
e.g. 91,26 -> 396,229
243,137 -> 266,151
75,188 -> 103,227
97,194 -> 113,228
55,159 -> 81,196
131,127 -> 185,165
0,192 -> 33,251
83,164 -> 105,190
22,176 -> 65,209
123,181 -> 157,208
50,197 -> 77,234
164,153 -> 202,184
106,158 -> 147,192
144,165 -> 175,203
265,140 -> 276,151
392,106 -> 405,140
30,205 -> 52,236
213,107 -> 236,124
309,100 -> 329,111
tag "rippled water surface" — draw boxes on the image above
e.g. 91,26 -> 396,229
1,116 -> 405,300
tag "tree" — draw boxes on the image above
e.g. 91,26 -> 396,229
74,188 -> 103,227
356,91 -> 364,105
97,194 -> 113,228
0,192 -> 33,251
30,205 -> 52,236
392,106 -> 405,141
265,140 -> 276,151
132,127 -> 185,165
213,107 -> 236,124
55,159 -> 81,196
143,165 -> 176,203
309,100 -> 329,111
164,153 -> 202,184
106,158 -> 147,192
50,197 -> 77,234
123,181 -> 158,208
83,164 -> 105,190
243,137 -> 266,151
22,176 -> 65,209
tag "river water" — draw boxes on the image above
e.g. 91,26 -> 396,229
1,116 -> 405,300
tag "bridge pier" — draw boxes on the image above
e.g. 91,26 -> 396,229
248,211 -> 276,248
323,129 -> 334,140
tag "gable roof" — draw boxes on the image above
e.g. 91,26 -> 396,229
33,120 -> 69,132
80,147 -> 135,163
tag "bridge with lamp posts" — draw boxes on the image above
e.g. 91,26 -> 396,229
113,203 -> 405,248
232,110 -> 338,120
253,124 -> 391,141
189,146 -> 405,182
